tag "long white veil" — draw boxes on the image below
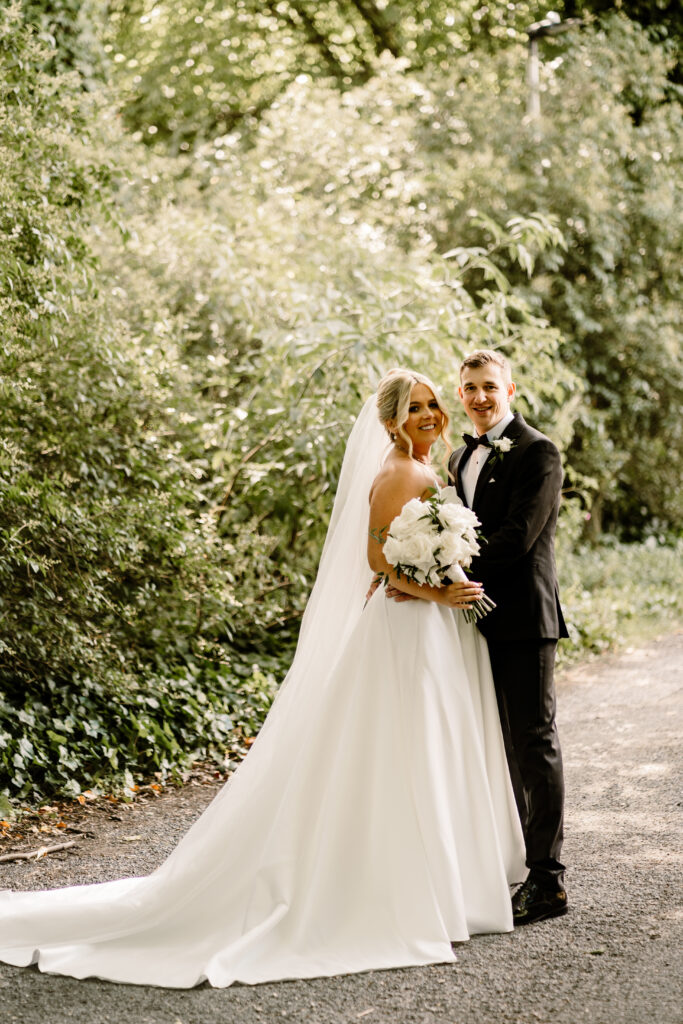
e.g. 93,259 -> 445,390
274,393 -> 389,699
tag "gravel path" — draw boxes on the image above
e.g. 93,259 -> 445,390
1,632 -> 681,1024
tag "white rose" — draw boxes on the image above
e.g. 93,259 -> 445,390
439,486 -> 463,506
492,437 -> 513,453
436,532 -> 471,568
437,503 -> 480,532
388,498 -> 429,540
386,530 -> 437,574
454,542 -> 478,570
451,543 -> 478,570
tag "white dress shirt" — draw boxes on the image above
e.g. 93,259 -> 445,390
461,411 -> 515,507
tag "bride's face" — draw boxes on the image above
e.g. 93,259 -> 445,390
400,382 -> 444,450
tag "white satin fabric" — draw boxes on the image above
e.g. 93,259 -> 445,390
0,395 -> 526,988
0,596 -> 524,988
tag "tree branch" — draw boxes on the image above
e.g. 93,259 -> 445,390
212,427 -> 284,516
348,0 -> 402,57
0,840 -> 77,863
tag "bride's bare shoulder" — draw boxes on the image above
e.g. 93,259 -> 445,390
368,457 -> 433,507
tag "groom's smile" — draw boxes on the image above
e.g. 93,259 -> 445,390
458,363 -> 516,436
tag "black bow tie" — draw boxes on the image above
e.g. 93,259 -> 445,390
462,433 -> 491,451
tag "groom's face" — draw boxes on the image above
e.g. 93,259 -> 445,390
458,363 -> 516,436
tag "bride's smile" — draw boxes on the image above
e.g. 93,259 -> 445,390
402,382 -> 444,456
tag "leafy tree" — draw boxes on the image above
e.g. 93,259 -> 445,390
96,124 -> 577,642
221,15 -> 680,535
0,6 -> 250,799
568,0 -> 682,85
455,16 -> 683,536
19,0 -> 107,85
105,0 -> 681,150
106,0 -> 541,147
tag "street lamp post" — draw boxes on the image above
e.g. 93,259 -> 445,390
526,14 -> 582,120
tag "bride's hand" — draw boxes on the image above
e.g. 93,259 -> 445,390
438,579 -> 484,608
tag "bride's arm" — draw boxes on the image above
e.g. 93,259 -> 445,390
367,468 -> 483,609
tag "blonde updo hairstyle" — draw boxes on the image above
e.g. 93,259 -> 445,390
376,368 -> 452,460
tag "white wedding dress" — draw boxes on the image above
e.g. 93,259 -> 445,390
0,397 -> 525,989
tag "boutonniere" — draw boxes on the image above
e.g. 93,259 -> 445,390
488,437 -> 516,465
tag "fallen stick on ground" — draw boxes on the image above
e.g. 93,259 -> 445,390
0,840 -> 77,863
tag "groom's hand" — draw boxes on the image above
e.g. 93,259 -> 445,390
385,584 -> 416,603
365,574 -> 415,603
365,573 -> 383,604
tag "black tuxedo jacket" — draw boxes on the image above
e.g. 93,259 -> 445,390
448,412 -> 568,642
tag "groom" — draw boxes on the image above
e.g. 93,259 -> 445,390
450,349 -> 568,926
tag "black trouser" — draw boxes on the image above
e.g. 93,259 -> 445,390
487,639 -> 565,891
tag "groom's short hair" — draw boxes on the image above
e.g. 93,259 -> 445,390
460,349 -> 512,384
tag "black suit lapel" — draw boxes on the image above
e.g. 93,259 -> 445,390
449,447 -> 469,503
503,411 -> 526,441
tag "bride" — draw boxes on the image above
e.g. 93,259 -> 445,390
0,368 -> 525,988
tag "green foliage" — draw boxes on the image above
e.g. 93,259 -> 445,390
0,661 -> 278,799
507,16 -> 683,536
106,0 -> 540,148
96,157 -> 574,676
572,0 -> 682,84
106,0 -> 682,151
244,15 -> 681,535
557,532 -> 682,665
20,0 -> 107,86
1,5 -> 579,803
0,6 -> 261,800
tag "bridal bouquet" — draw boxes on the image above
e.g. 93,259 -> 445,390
379,487 -> 496,624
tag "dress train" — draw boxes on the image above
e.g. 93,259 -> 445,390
0,587 -> 524,988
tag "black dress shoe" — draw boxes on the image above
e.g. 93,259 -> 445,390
512,878 -> 568,926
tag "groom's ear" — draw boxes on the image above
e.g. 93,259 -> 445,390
507,381 -> 516,401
